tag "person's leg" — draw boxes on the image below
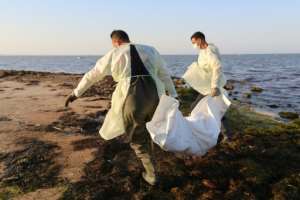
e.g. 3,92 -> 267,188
123,109 -> 157,185
218,116 -> 232,143
122,77 -> 159,185
130,137 -> 156,185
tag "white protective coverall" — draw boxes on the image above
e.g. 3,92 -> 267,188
182,43 -> 227,95
73,43 -> 177,140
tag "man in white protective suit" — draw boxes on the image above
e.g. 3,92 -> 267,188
184,31 -> 227,110
64,30 -> 178,185
145,31 -> 231,158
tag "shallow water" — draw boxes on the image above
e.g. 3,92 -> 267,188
0,54 -> 299,114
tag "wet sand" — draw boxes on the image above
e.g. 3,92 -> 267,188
0,70 -> 299,199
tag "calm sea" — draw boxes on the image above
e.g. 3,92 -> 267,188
0,54 -> 299,115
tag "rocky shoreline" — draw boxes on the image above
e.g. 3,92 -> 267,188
221,78 -> 299,121
0,69 -> 299,199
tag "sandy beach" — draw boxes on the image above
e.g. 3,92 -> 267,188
0,70 -> 299,199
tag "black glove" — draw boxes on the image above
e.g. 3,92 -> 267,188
65,92 -> 77,107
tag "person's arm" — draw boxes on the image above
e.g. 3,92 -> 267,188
73,50 -> 113,97
209,50 -> 222,96
154,49 -> 178,97
65,50 -> 113,107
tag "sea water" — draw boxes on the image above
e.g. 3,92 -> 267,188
0,54 -> 299,114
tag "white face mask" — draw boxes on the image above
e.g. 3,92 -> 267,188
192,43 -> 199,49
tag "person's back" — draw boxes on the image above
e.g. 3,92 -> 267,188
106,43 -> 161,80
108,43 -> 177,99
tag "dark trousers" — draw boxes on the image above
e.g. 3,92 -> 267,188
122,76 -> 159,175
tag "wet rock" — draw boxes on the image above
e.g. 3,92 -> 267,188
268,104 -> 279,108
279,111 -> 299,119
251,86 -> 263,93
243,92 -> 252,99
224,81 -> 235,91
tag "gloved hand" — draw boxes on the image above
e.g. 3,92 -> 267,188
65,92 -> 77,107
210,88 -> 220,97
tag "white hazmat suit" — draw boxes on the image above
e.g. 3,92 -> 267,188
73,43 -> 177,140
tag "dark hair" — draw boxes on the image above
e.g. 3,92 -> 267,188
191,32 -> 206,41
110,30 -> 130,42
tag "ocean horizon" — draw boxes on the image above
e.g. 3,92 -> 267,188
1,54 -> 300,115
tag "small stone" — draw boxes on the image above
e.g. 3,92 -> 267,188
224,82 -> 235,90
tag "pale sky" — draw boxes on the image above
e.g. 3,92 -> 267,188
1,0 -> 300,55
